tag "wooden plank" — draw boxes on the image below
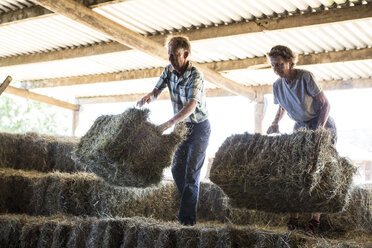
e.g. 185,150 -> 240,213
0,0 -> 127,26
77,88 -> 235,104
4,86 -> 79,110
0,76 -> 12,96
208,48 -> 372,71
24,67 -> 164,88
23,47 -> 372,88
0,42 -> 127,67
33,0 -> 258,100
76,78 -> 372,104
1,4 -> 371,66
257,78 -> 372,95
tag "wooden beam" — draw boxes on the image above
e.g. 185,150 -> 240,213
76,78 -> 372,104
1,4 -> 371,67
0,42 -> 127,67
0,76 -> 12,96
207,47 -> 372,71
256,78 -> 372,95
33,0 -> 258,100
0,6 -> 52,26
4,86 -> 79,110
77,88 -> 235,104
23,47 -> 372,88
321,78 -> 372,91
0,0 -> 127,26
25,68 -> 164,88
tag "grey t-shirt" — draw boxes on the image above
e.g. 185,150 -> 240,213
273,69 -> 322,123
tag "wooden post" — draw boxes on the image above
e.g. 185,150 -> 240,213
0,76 -> 12,96
72,109 -> 80,136
254,93 -> 266,134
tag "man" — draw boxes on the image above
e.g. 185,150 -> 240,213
266,45 -> 337,234
137,36 -> 210,226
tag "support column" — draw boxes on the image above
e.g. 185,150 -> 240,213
254,93 -> 266,134
72,108 -> 80,136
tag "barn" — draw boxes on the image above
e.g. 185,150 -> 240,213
0,0 -> 371,247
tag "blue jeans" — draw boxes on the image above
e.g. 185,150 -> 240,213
294,116 -> 337,145
172,119 -> 211,225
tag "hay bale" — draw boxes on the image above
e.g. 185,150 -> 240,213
0,132 -> 80,172
0,168 -> 283,227
321,186 -> 372,234
0,214 -> 371,247
0,168 -> 180,219
73,107 -> 187,187
2,168 -> 371,237
210,129 -> 356,213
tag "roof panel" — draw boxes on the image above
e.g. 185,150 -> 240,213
0,15 -> 111,57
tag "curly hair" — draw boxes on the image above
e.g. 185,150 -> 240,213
267,45 -> 298,64
166,36 -> 191,53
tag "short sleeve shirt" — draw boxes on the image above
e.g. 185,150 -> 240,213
273,69 -> 322,123
155,62 -> 208,123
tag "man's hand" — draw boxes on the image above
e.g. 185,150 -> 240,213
136,93 -> 152,107
267,124 -> 279,134
158,121 -> 173,133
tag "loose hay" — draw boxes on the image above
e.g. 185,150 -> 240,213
73,107 -> 187,187
210,129 -> 357,213
0,132 -> 81,172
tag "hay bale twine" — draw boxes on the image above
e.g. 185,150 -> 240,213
73,107 -> 186,187
210,129 -> 356,213
0,132 -> 80,172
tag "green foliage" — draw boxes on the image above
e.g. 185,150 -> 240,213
0,94 -> 70,135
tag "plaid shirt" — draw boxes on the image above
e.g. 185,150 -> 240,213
155,62 -> 208,123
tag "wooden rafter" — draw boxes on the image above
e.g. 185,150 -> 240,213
23,48 -> 372,89
0,0 -> 129,26
77,88 -> 235,104
33,0 -> 258,100
76,78 -> 372,104
4,86 -> 79,110
0,76 -> 12,96
1,4 -> 371,67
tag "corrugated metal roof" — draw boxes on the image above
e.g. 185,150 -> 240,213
1,17 -> 370,82
95,0 -> 363,36
0,0 -> 370,102
0,0 -> 33,12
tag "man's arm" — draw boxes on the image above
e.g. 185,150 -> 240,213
267,106 -> 286,134
158,99 -> 197,133
314,91 -> 330,128
137,88 -> 161,107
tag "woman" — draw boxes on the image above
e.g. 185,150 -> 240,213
266,45 -> 337,234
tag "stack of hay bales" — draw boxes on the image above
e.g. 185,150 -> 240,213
1,167 -> 371,237
1,214 -> 366,248
0,132 -> 80,172
210,129 -> 356,213
1,115 -> 371,246
73,107 -> 187,187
